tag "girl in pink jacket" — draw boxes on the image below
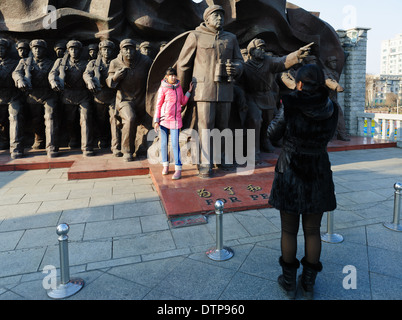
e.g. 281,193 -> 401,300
154,67 -> 193,180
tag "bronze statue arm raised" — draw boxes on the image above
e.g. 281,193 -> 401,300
284,42 -> 314,69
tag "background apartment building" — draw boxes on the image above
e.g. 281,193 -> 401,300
366,33 -> 402,107
381,33 -> 402,75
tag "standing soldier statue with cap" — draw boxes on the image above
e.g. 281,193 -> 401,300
49,40 -> 94,157
176,5 -> 244,178
54,41 -> 66,59
139,41 -> 152,59
16,41 -> 30,59
13,39 -> 60,158
14,40 -> 30,151
240,38 -> 313,161
83,40 -> 120,155
106,39 -> 152,162
87,43 -> 99,61
0,38 -> 24,159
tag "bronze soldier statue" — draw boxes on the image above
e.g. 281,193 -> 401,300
240,38 -> 312,161
0,38 -> 24,159
106,39 -> 152,162
176,5 -> 244,178
54,41 -> 66,59
324,56 -> 350,141
139,41 -> 152,59
83,39 -> 121,155
16,41 -> 30,59
88,43 -> 99,61
49,40 -> 94,157
13,39 -> 60,158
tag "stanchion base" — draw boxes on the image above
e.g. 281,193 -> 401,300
383,222 -> 402,232
47,278 -> 85,299
321,233 -> 344,244
206,247 -> 234,261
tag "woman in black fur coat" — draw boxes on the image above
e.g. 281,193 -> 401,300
267,64 -> 338,299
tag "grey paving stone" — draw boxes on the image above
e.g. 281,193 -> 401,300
170,224 -> 214,248
134,191 -> 160,202
20,191 -> 70,203
206,213 -> 251,241
0,211 -> 61,232
59,205 -> 113,224
69,272 -> 150,300
68,187 -> 112,199
0,230 -> 24,251
189,243 -> 254,272
140,214 -> 169,233
113,230 -> 176,258
41,240 -> 112,268
154,258 -> 236,300
239,245 -> 281,282
366,224 -> 402,253
37,198 -> 90,214
341,190 -> 388,204
107,256 -> 184,288
89,194 -> 136,207
368,246 -> 402,280
321,241 -> 369,272
112,184 -> 154,195
0,194 -> 24,205
114,201 -> 165,219
0,248 -> 46,278
233,210 -> 280,236
219,271 -> 285,300
83,217 -> 142,240
0,202 -> 42,220
86,256 -> 142,271
143,288 -> 181,300
370,273 -> 402,300
17,224 -> 85,249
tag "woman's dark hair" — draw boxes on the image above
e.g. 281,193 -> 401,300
295,64 -> 325,93
165,67 -> 177,76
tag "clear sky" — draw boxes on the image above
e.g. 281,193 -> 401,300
193,0 -> 402,75
285,0 -> 402,75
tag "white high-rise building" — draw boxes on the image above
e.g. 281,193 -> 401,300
380,33 -> 402,75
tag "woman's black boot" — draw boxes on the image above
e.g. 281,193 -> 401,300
278,256 -> 300,299
299,257 -> 323,300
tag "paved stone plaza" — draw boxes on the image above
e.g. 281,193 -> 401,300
0,147 -> 401,300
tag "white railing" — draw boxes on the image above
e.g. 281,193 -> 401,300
357,112 -> 402,145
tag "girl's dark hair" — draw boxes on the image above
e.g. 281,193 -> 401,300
295,64 -> 325,93
166,67 -> 177,76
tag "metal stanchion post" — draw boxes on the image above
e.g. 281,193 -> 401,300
384,182 -> 402,232
206,200 -> 234,261
47,223 -> 85,299
321,211 -> 344,243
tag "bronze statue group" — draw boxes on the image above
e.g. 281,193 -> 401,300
0,37 -> 154,161
0,5 -> 347,164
